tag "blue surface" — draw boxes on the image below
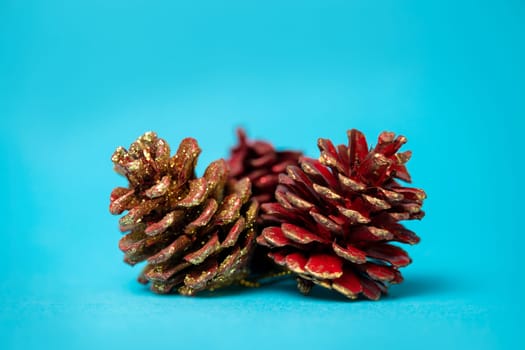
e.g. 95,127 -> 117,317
1,1 -> 523,349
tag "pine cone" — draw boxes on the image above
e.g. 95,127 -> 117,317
110,132 -> 258,295
257,129 -> 426,300
228,128 -> 302,204
227,128 -> 302,279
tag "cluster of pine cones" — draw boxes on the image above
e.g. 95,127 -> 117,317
109,128 -> 426,300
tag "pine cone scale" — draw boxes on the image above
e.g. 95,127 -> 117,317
184,199 -> 218,234
281,223 -> 329,244
144,210 -> 180,236
145,261 -> 191,283
183,260 -> 219,291
284,252 -> 308,274
145,175 -> 171,198
183,232 -> 220,265
109,188 -> 136,214
332,242 -> 367,264
304,254 -> 344,280
361,277 -> 382,300
176,178 -> 208,208
332,269 -> 362,299
365,244 -> 411,267
222,217 -> 246,248
147,235 -> 192,265
170,138 -> 201,185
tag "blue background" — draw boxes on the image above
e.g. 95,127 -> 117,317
1,1 -> 523,349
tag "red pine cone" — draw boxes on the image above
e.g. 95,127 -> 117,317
257,129 -> 426,300
228,128 -> 302,204
110,132 -> 258,295
227,128 -> 302,278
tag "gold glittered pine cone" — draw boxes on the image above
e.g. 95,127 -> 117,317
110,132 -> 258,295
257,129 -> 426,300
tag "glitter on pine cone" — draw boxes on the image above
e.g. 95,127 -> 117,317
110,132 -> 258,295
257,129 -> 426,300
228,128 -> 302,205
